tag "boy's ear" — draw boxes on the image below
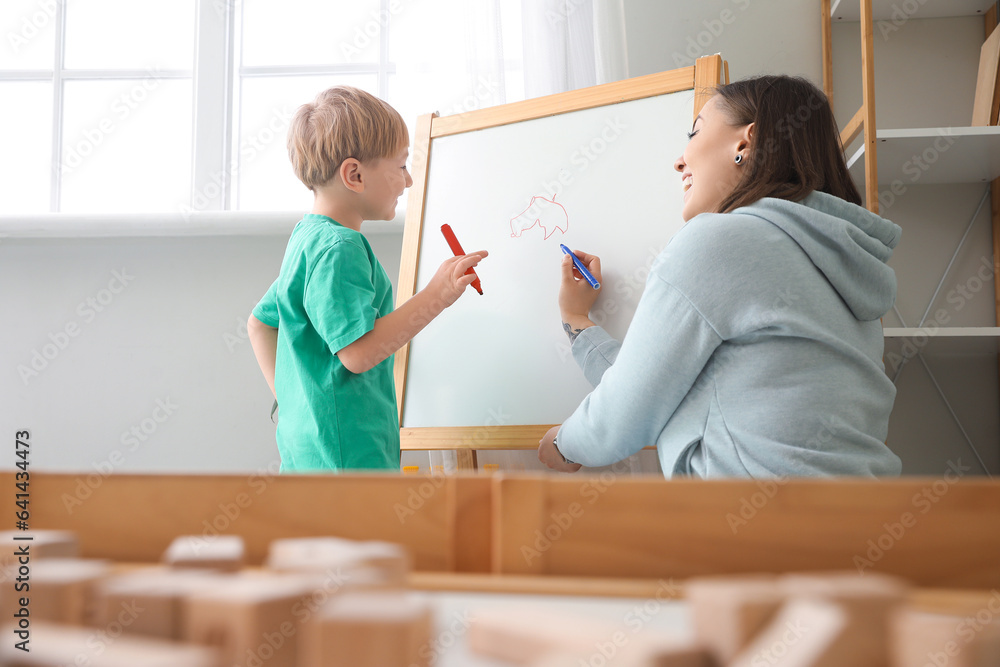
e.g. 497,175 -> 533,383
339,158 -> 364,193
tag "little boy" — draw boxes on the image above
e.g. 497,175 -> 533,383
248,86 -> 486,472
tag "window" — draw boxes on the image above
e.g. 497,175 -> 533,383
1,0 -> 196,213
230,0 -> 524,212
1,0 -> 524,216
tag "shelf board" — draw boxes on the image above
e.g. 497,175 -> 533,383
883,327 -> 1000,355
847,126 -> 1000,186
830,0 -> 996,21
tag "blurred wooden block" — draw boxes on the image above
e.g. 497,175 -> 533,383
728,599 -> 850,667
779,571 -> 909,665
163,535 -> 245,572
266,537 -> 409,587
265,537 -> 364,572
0,531 -> 78,570
0,559 -> 109,626
684,574 -> 784,663
94,567 -> 224,640
530,637 -> 714,666
299,591 -> 434,667
623,638 -> 714,667
779,570 -> 909,609
468,608 -> 624,664
183,575 -> 319,667
0,621 -> 219,666
891,606 -> 1000,667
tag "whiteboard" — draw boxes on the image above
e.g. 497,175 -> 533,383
401,89 -> 695,429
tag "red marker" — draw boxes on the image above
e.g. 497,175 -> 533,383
440,224 -> 483,295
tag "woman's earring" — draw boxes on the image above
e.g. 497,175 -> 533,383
734,154 -> 743,165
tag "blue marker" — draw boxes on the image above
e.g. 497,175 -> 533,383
560,244 -> 600,290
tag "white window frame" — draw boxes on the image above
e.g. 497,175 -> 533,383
1,0 -> 399,216
1,1 -> 194,214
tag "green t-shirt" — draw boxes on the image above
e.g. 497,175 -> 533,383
253,214 -> 398,472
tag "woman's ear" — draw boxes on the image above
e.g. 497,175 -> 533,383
737,122 -> 755,153
339,158 -> 364,193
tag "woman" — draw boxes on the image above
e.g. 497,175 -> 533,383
538,76 -> 902,478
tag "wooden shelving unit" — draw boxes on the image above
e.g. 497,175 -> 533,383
829,0 -> 995,22
822,0 -> 1000,474
884,327 -> 1000,355
846,126 -> 1000,184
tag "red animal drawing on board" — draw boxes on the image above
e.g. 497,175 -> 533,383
509,194 -> 569,240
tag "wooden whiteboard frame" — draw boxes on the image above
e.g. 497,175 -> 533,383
394,56 -> 726,465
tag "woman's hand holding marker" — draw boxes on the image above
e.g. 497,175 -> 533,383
559,248 -> 603,338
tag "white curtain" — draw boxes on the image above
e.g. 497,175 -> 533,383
522,0 -> 630,97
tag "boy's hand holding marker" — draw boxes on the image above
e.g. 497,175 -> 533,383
433,224 -> 486,306
426,249 -> 488,308
440,224 -> 484,296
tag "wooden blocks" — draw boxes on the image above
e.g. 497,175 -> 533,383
469,608 -> 638,664
299,591 -> 434,667
0,558 -> 109,626
0,622 -> 219,666
0,530 -> 78,573
728,598 -> 851,667
7,523 -> 992,667
469,608 -> 713,666
266,537 -> 409,588
780,571 -> 908,665
530,638 -> 714,667
684,575 -> 784,663
687,571 -> 910,667
891,606 -> 1000,667
163,535 -> 245,572
636,640 -> 715,667
0,530 -> 86,623
94,567 -> 221,640
183,575 -> 319,667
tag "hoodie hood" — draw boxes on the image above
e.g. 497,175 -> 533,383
737,191 -> 902,321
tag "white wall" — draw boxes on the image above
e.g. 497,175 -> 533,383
0,228 -> 403,474
623,0 -> 823,84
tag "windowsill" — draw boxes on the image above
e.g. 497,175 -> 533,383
0,209 -> 407,239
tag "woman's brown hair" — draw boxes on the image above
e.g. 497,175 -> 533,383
712,75 -> 862,213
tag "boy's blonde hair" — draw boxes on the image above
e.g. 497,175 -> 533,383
287,86 -> 409,191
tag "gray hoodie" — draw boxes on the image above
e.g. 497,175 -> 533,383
557,190 -> 903,478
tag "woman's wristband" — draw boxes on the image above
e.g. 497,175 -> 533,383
552,434 -> 576,465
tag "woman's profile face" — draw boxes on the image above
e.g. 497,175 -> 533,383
674,95 -> 753,222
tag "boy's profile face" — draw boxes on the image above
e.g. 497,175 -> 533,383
361,144 -> 413,222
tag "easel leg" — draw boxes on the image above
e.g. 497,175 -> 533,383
456,449 -> 478,471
